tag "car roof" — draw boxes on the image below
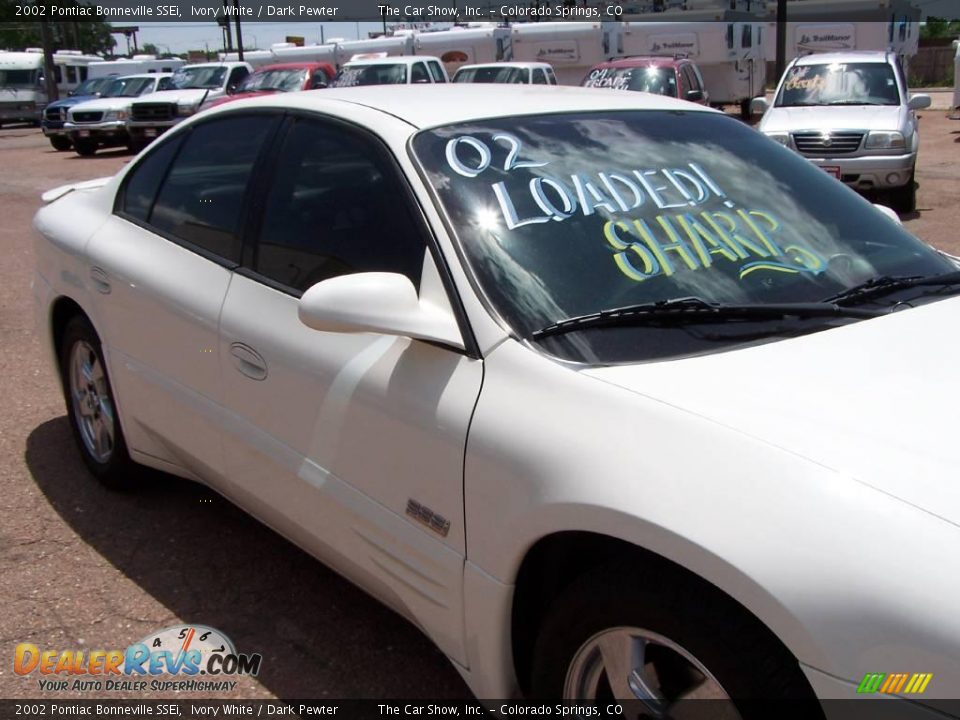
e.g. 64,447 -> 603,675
254,62 -> 332,72
456,62 -> 552,71
343,56 -> 442,67
222,84 -> 716,130
110,72 -> 174,80
596,56 -> 688,69
794,51 -> 891,66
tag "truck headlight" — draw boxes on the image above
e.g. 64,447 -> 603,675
105,110 -> 128,121
763,131 -> 790,146
865,131 -> 906,149
176,103 -> 197,117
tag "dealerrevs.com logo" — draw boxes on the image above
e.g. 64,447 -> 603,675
14,625 -> 262,692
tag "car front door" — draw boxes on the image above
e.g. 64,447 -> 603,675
215,113 -> 482,665
86,112 -> 279,483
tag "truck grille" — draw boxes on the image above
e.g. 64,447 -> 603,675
132,103 -> 175,122
792,131 -> 865,156
45,106 -> 65,121
72,111 -> 103,123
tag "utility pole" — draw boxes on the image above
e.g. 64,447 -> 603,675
221,0 -> 234,51
234,0 -> 244,61
39,10 -> 59,105
775,0 -> 787,81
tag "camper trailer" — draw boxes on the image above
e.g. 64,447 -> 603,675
413,26 -> 512,77
86,55 -> 186,80
619,13 -> 767,115
761,0 -> 920,77
510,22 -> 619,86
0,49 -> 101,125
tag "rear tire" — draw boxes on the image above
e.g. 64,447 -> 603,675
59,315 -> 137,490
49,135 -> 72,151
531,559 -> 823,718
73,138 -> 97,157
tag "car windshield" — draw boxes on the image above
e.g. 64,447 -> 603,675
102,77 -> 155,98
583,66 -> 678,97
412,111 -> 954,363
237,68 -> 308,93
332,63 -> 407,87
0,69 -> 39,88
776,62 -> 901,107
454,66 -> 528,84
72,77 -> 110,95
171,66 -> 226,90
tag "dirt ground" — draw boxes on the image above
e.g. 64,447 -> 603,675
0,109 -> 958,701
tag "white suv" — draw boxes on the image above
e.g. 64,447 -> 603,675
753,51 -> 931,213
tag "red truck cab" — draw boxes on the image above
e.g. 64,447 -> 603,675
207,62 -> 334,108
582,56 -> 709,105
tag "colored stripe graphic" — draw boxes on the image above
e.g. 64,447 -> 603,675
857,672 -> 932,694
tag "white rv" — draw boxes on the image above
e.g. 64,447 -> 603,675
761,0 -> 920,76
86,55 -> 185,80
510,22 -> 619,86
0,49 -> 101,125
413,26 -> 512,77
619,13 -> 767,115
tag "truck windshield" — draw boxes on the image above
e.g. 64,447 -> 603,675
776,63 -> 901,107
332,64 -> 407,87
172,67 -> 226,90
0,69 -> 39,89
102,77 -> 155,97
412,110 -> 954,363
583,66 -> 678,98
454,66 -> 528,84
237,68 -> 308,93
71,77 -> 110,96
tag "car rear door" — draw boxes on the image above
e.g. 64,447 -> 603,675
87,111 -> 280,483
215,112 -> 482,664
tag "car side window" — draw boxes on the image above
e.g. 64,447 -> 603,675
252,117 -> 426,293
119,134 -> 185,223
428,61 -> 446,83
158,77 -> 175,91
149,115 -> 276,264
546,68 -> 557,85
411,62 -> 430,84
532,69 -> 548,85
228,66 -> 249,88
310,69 -> 329,89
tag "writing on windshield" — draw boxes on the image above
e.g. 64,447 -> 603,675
776,63 -> 900,107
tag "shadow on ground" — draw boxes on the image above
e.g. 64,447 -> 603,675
25,417 -> 472,699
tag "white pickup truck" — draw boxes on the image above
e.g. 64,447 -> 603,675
126,62 -> 252,148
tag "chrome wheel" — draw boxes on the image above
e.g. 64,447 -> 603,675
69,340 -> 115,464
564,626 -> 742,719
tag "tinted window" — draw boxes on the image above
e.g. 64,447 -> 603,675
120,134 -> 185,222
742,24 -> 752,48
546,68 -> 557,85
428,61 -> 446,83
228,66 -> 249,87
254,118 -> 425,293
532,69 -> 548,85
310,68 -> 329,88
150,115 -> 275,263
411,62 -> 430,83
158,77 -> 175,91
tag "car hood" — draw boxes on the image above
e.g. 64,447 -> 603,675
48,95 -> 97,109
131,88 -> 220,105
760,104 -> 904,133
582,296 -> 960,527
68,97 -> 134,112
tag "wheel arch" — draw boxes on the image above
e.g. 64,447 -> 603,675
509,529 -> 815,698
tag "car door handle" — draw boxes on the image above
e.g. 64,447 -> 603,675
89,266 -> 111,294
229,343 -> 268,381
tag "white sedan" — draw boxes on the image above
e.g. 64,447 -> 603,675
33,85 -> 960,714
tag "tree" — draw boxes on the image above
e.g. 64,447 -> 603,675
0,0 -> 115,54
920,17 -> 960,40
141,42 -> 159,56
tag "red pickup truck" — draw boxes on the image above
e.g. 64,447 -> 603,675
207,62 -> 335,108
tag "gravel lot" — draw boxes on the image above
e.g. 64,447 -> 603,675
0,107 -> 957,701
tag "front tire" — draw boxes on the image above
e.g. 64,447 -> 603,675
531,560 -> 822,718
59,315 -> 136,489
49,135 -> 72,151
73,138 -> 97,156
888,170 -> 917,215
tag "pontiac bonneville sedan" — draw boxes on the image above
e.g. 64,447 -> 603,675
33,86 -> 960,715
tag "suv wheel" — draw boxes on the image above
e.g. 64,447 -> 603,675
889,169 -> 916,215
531,560 -> 823,718
49,135 -> 72,151
74,138 -> 97,157
59,316 -> 137,489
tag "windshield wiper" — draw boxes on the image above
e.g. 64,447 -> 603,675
822,271 -> 960,305
531,296 -> 879,340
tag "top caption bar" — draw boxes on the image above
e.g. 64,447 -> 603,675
5,1 -> 942,23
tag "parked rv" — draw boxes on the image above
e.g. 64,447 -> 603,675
582,56 -> 709,104
510,22 -> 617,86
330,56 -> 448,87
127,62 -> 252,148
619,15 -> 767,116
65,73 -> 175,156
41,76 -> 116,151
0,49 -> 101,125
87,55 -> 186,80
414,25 -> 513,77
206,63 -> 335,109
453,62 -> 557,85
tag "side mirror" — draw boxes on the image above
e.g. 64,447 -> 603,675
873,203 -> 902,225
67,89 -> 76,97
750,97 -> 770,115
685,89 -> 704,102
907,94 -> 931,110
227,84 -> 238,95
298,272 -> 463,349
